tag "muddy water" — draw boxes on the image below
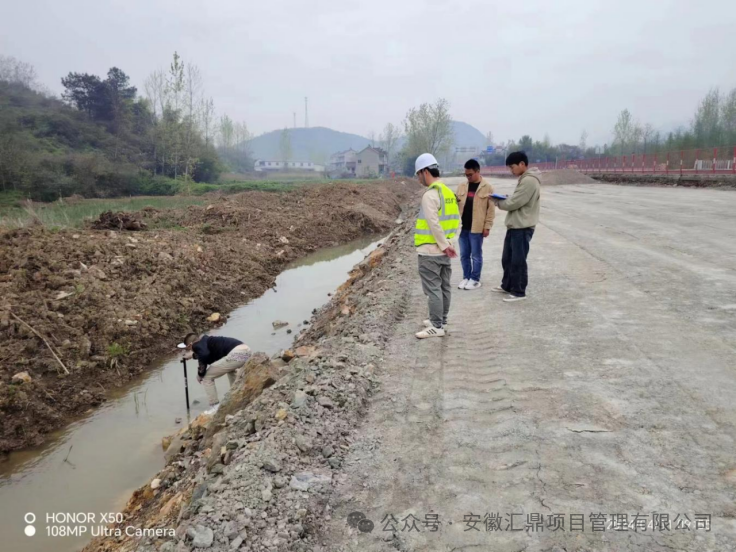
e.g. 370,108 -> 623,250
0,235 -> 384,552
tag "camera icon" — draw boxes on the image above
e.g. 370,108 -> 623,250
24,513 -> 36,537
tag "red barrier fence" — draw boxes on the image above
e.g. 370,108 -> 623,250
481,146 -> 736,176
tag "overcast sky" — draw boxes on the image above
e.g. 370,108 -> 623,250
2,0 -> 735,146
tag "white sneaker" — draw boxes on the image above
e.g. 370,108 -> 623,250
503,295 -> 527,303
458,279 -> 469,290
491,286 -> 507,293
465,280 -> 482,290
203,403 -> 220,415
415,326 -> 445,339
424,319 -> 448,327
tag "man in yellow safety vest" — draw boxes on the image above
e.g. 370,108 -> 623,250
414,153 -> 460,339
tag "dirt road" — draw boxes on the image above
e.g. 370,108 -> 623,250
322,181 -> 736,551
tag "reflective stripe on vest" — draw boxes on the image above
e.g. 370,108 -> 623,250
415,181 -> 460,247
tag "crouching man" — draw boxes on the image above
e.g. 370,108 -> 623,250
183,333 -> 251,406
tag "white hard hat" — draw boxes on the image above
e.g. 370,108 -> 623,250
415,153 -> 439,174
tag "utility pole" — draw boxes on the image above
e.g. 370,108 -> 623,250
305,97 -> 309,128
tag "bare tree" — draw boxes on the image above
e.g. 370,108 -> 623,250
0,55 -> 40,90
144,70 -> 166,120
693,88 -> 722,147
579,130 -> 588,152
144,69 -> 168,174
642,124 -> 656,153
201,97 -> 216,147
722,88 -> 736,145
631,124 -> 643,154
218,115 -> 235,150
379,122 -> 402,170
403,98 -> 454,160
182,64 -> 204,180
234,121 -> 252,161
613,109 -> 636,155
167,52 -> 185,178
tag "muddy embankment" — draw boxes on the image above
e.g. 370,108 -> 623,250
589,172 -> 736,189
0,180 -> 419,453
82,218 -> 417,552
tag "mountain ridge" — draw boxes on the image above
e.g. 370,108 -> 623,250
248,121 -> 487,162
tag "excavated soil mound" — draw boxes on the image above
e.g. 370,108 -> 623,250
541,169 -> 598,186
0,180 -> 419,452
92,211 -> 148,231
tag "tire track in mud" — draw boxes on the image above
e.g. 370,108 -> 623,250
321,185 -> 736,552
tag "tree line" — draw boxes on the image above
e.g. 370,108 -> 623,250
0,53 -> 254,200
483,86 -> 736,167
607,87 -> 736,157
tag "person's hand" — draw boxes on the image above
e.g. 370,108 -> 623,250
182,351 -> 194,360
197,375 -> 203,384
482,229 -> 490,238
444,246 -> 458,258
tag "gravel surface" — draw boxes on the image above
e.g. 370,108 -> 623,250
319,182 -> 736,552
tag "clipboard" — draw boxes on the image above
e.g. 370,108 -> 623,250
491,193 -> 507,200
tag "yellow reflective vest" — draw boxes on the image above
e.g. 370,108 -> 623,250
415,181 -> 460,247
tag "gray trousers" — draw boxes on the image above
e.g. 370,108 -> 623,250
418,255 -> 452,328
202,344 -> 251,405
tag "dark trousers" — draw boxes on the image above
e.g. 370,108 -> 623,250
501,228 -> 535,297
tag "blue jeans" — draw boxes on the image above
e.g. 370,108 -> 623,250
459,228 -> 484,281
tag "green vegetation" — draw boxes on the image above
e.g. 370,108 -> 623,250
0,192 -> 204,228
220,171 -> 327,182
106,342 -> 130,359
0,53 -> 254,202
1,53 -> 394,207
188,177 -> 377,195
0,178 -> 381,228
189,179 -> 327,195
107,342 -> 130,371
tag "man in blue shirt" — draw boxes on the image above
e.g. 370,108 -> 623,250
182,333 -> 251,406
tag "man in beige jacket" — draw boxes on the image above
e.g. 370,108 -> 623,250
455,159 -> 496,290
492,151 -> 541,302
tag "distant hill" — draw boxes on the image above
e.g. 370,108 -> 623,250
451,121 -> 487,148
248,127 -> 371,163
248,121 -> 487,163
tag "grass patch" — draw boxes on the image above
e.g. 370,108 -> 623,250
106,342 -> 130,358
0,194 -> 205,229
0,178 -> 384,228
0,191 -> 25,219
190,178 -> 378,195
219,172 -> 329,182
